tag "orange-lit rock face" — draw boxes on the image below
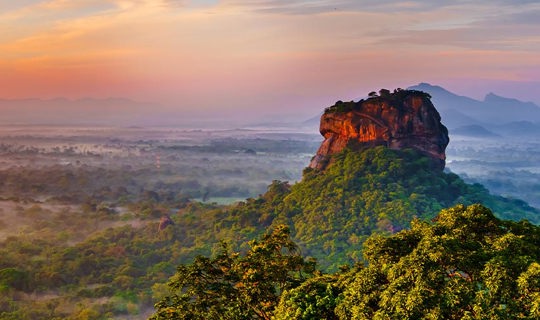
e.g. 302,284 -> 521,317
309,94 -> 449,170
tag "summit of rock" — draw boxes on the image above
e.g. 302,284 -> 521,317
309,88 -> 449,170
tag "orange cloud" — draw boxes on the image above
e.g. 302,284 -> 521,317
1,0 -> 538,110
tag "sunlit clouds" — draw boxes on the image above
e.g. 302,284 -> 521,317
1,0 -> 539,117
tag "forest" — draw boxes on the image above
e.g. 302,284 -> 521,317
152,204 -> 540,319
0,124 -> 539,319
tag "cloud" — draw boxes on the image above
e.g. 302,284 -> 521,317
371,2 -> 540,51
1,0 -> 539,106
221,0 -> 540,15
0,0 -> 40,12
486,6 -> 540,25
0,0 -> 168,70
220,0 -> 458,15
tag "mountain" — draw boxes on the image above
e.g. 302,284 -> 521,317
0,97 -> 161,126
301,112 -> 323,127
494,121 -> 540,137
213,89 -> 539,270
407,83 -> 540,130
310,90 -> 448,170
0,98 -> 233,127
437,108 -> 483,128
452,124 -> 500,138
3,88 -> 539,319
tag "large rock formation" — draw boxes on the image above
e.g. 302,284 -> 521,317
309,89 -> 449,170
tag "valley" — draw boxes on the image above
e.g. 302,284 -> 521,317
0,91 -> 539,319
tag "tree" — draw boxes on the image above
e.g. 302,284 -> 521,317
150,225 -> 316,320
273,274 -> 341,320
336,204 -> 540,320
0,268 -> 29,291
150,204 -> 539,319
378,88 -> 391,97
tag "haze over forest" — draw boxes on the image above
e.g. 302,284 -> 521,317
1,1 -> 540,319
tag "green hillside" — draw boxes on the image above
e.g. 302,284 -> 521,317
1,146 -> 538,319
218,146 -> 538,270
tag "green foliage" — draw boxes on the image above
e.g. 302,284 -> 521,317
336,204 -> 540,319
152,204 -> 540,319
0,268 -> 29,291
0,201 -> 225,319
184,146 -> 538,272
151,225 -> 316,320
324,88 -> 432,114
324,100 -> 358,113
1,133 -> 538,319
270,147 -> 538,270
273,274 -> 341,320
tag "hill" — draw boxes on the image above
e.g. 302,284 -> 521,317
221,147 -> 539,270
310,89 -> 448,171
1,89 -> 538,319
408,83 -> 540,132
452,124 -> 500,138
204,89 -> 539,270
152,89 -> 540,319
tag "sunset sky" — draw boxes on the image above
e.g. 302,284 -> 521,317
1,0 -> 539,119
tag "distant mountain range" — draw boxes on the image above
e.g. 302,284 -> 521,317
451,125 -> 500,138
407,83 -> 540,137
304,83 -> 540,138
3,84 -> 540,137
0,97 -> 165,126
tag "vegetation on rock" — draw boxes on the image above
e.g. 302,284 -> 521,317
223,147 -> 539,270
324,88 -> 432,114
312,88 -> 448,170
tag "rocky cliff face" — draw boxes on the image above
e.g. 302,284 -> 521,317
309,90 -> 449,170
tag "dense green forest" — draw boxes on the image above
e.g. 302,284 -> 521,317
152,204 -> 540,319
1,145 -> 538,319
217,147 -> 539,270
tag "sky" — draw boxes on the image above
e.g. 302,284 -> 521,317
1,0 -> 539,120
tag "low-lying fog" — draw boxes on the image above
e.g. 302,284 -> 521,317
0,124 -> 537,320
445,134 -> 540,208
0,125 -> 537,210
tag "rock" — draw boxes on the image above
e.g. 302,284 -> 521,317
158,215 -> 174,231
309,89 -> 449,170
